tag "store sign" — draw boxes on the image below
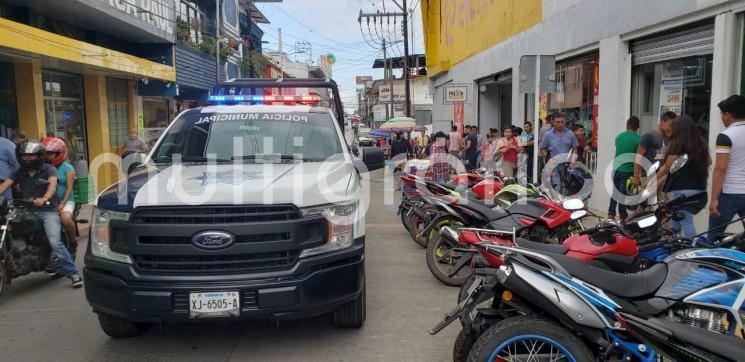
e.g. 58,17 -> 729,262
79,0 -> 175,41
356,76 -> 373,85
372,104 -> 387,123
379,84 -> 405,103
444,85 -> 468,103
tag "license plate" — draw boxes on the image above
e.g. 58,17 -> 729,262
189,291 -> 240,318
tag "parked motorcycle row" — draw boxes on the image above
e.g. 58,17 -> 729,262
397,157 -> 745,361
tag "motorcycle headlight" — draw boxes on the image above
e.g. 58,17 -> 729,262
299,201 -> 357,258
90,207 -> 132,264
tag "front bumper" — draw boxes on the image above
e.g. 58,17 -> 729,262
84,237 -> 364,323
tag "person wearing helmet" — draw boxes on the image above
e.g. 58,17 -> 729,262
42,137 -> 77,250
0,140 -> 82,288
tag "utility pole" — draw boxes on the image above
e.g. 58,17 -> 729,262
278,28 -> 283,78
401,0 -> 411,117
382,38 -> 390,120
215,0 -> 220,82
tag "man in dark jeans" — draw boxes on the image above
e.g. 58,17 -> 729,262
0,140 -> 82,288
609,117 -> 640,221
709,95 -> 745,242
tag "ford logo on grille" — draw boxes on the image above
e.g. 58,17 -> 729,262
191,231 -> 235,250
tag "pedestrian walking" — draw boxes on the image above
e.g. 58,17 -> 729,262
708,95 -> 745,242
608,116 -> 641,221
521,121 -> 535,182
464,126 -> 479,171
448,125 -> 461,157
496,125 -> 521,178
632,111 -> 675,187
429,132 -> 450,183
474,126 -> 485,168
656,116 -> 710,238
481,132 -> 496,172
389,132 -> 411,159
0,132 -> 20,201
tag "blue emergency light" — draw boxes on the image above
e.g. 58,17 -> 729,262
207,94 -> 321,105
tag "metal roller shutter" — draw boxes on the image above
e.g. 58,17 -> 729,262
631,24 -> 714,65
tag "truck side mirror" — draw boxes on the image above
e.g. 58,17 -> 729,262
357,147 -> 385,172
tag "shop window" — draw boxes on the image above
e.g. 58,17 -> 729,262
177,0 -> 203,45
142,98 -> 171,147
0,62 -> 17,137
43,71 -> 87,162
631,55 -> 713,138
106,78 -> 129,148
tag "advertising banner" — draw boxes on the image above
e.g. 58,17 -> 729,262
444,85 -> 468,104
453,102 -> 464,133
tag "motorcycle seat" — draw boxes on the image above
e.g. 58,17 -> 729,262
459,199 -> 510,220
546,254 -> 668,298
514,238 -> 568,254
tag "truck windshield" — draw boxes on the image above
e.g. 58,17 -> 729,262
153,110 -> 343,162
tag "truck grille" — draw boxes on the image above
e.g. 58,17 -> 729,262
138,232 -> 292,245
132,205 -> 300,224
133,251 -> 299,273
173,290 -> 258,312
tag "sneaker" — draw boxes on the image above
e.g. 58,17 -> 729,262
45,256 -> 60,277
70,274 -> 83,288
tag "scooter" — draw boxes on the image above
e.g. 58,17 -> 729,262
0,200 -> 80,298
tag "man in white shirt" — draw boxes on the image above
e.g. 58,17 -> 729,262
709,95 -> 745,242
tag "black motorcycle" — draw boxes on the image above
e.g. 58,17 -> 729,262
0,199 -> 80,298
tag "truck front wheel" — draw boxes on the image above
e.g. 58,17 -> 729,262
332,282 -> 366,328
97,313 -> 149,338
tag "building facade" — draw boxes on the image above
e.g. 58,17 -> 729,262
0,0 -> 177,189
422,0 -> 745,230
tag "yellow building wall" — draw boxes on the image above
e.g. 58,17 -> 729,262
14,61 -> 46,139
84,74 -> 117,191
421,0 -> 543,75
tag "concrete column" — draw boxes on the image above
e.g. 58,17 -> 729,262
591,35 -> 632,212
14,61 -> 46,139
84,74 -> 116,191
512,65 -> 525,127
702,11 -> 738,231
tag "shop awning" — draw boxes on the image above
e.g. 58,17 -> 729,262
0,17 -> 176,81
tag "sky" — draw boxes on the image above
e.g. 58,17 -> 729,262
256,0 -> 425,113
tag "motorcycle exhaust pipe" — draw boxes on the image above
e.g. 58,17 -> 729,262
436,225 -> 460,244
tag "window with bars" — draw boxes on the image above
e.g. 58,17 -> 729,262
106,78 -> 129,148
177,0 -> 203,45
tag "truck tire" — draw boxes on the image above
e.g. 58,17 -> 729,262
98,313 -> 148,338
467,316 -> 594,362
333,282 -> 366,328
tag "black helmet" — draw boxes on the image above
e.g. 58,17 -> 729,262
16,140 -> 46,170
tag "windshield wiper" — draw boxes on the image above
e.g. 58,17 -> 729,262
153,156 -> 233,164
233,155 -> 322,162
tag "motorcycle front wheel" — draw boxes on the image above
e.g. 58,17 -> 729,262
467,316 -> 594,362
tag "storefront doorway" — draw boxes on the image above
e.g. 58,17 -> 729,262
43,71 -> 87,161
478,72 -> 512,133
0,61 -> 17,137
142,97 -> 171,147
630,23 -> 714,137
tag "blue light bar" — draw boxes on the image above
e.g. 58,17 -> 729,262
209,95 -> 226,102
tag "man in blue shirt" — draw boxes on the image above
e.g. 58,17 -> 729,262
0,132 -> 21,201
539,113 -> 579,191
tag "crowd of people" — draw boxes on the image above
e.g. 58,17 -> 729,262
385,94 -> 745,244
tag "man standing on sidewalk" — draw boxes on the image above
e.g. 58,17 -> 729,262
632,111 -> 675,187
429,132 -> 450,183
708,95 -> 745,242
609,117 -> 641,221
0,133 -> 20,201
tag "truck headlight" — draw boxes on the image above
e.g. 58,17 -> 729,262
91,207 -> 133,264
299,201 -> 357,258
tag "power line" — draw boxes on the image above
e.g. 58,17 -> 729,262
270,5 -> 349,47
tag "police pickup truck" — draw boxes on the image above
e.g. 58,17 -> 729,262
84,79 -> 384,337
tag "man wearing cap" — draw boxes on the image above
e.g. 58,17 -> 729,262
709,95 -> 745,242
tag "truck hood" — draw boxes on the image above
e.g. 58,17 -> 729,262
96,161 -> 357,212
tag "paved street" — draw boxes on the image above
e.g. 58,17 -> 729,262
0,172 -> 459,362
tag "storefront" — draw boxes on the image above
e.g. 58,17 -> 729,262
630,22 -> 714,136
42,71 -> 87,161
142,97 -> 173,146
545,54 -> 598,144
0,61 -> 16,137
477,71 -> 512,132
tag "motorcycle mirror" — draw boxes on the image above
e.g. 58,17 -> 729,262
570,210 -> 588,220
476,167 -> 487,174
637,215 -> 658,229
670,154 -> 689,174
562,198 -> 585,211
647,160 -> 661,175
